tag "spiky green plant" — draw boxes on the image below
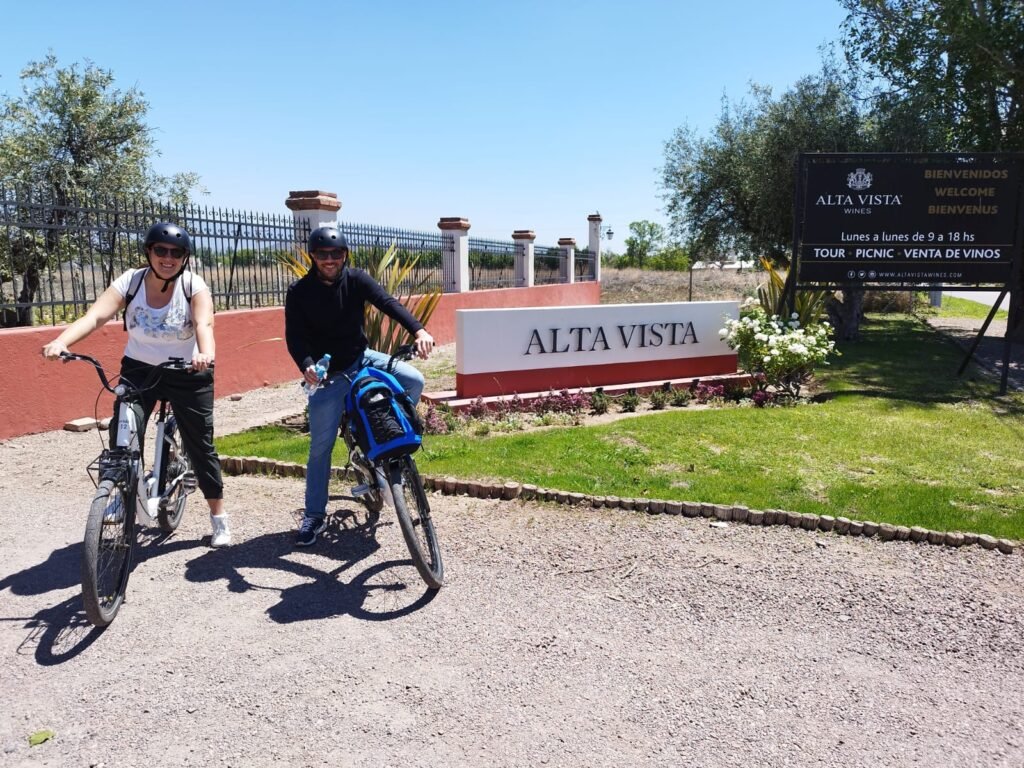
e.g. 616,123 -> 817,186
756,256 -> 831,327
276,241 -> 441,354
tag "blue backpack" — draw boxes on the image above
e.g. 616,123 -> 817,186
345,367 -> 423,462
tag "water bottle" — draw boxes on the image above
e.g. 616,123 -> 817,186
302,353 -> 332,396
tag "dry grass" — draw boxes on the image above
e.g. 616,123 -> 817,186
599,267 -> 763,305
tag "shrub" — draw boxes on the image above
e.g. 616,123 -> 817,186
648,389 -> 669,410
692,383 -> 725,404
670,387 -> 692,407
423,403 -> 457,435
619,390 -> 640,412
590,389 -> 610,415
720,304 -> 837,398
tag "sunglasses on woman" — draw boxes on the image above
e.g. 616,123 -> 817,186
151,244 -> 186,259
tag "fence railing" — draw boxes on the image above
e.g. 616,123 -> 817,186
468,237 -> 517,289
534,245 -> 566,285
341,221 -> 446,295
1,183 -> 596,327
0,183 -> 308,326
575,248 -> 596,282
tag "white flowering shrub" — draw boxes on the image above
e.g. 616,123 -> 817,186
720,304 -> 837,398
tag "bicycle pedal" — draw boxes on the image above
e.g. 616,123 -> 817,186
183,474 -> 198,492
351,483 -> 372,498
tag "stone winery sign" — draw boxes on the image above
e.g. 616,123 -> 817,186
455,302 -> 739,397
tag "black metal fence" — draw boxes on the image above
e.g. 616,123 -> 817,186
341,221 -> 447,295
535,245 -> 566,285
468,236 -> 517,289
1,182 -> 594,327
575,247 -> 596,282
0,183 -> 307,326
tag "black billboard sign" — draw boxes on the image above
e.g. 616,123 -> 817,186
795,153 -> 1023,287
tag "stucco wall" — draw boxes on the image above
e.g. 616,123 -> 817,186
0,281 -> 600,439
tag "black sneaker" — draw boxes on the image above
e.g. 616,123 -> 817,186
295,516 -> 327,546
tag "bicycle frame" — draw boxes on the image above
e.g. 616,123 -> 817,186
66,352 -> 198,519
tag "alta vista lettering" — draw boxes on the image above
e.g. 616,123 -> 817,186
524,322 -> 699,355
816,194 -> 903,206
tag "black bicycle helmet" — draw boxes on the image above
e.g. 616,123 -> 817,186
307,226 -> 349,253
142,221 -> 193,293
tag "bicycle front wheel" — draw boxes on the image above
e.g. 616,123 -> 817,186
82,479 -> 137,627
388,455 -> 443,589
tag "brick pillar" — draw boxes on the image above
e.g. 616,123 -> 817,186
587,213 -> 603,283
285,190 -> 342,248
512,230 -> 536,288
439,217 -> 471,293
558,237 -> 576,285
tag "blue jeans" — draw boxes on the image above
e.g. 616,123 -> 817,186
304,349 -> 425,520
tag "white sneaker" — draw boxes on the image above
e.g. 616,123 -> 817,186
210,514 -> 232,547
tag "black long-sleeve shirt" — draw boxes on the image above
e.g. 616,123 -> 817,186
284,266 -> 424,374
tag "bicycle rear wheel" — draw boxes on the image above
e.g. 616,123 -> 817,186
157,415 -> 193,533
388,455 -> 443,589
82,479 -> 137,627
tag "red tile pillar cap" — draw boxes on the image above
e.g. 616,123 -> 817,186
285,190 -> 341,212
512,230 -> 536,241
438,217 -> 471,231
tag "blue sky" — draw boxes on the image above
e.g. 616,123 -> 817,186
2,1 -> 848,247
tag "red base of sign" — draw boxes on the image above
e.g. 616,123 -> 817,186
456,355 -> 739,398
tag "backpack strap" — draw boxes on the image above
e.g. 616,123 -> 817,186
122,268 -> 148,331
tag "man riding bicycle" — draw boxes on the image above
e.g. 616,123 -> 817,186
284,226 -> 433,546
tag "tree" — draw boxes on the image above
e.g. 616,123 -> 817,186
0,54 -> 202,325
661,68 -> 867,267
623,220 -> 665,268
840,0 -> 1024,151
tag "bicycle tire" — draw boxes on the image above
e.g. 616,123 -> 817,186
388,455 -> 443,589
157,415 -> 191,533
81,478 -> 137,627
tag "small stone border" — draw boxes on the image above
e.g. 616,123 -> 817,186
220,456 -> 1018,556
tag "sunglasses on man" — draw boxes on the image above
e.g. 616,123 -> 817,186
150,244 -> 187,259
312,248 -> 348,261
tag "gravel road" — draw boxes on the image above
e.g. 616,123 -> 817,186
2,369 -> 1023,767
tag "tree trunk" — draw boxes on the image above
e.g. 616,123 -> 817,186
826,288 -> 864,341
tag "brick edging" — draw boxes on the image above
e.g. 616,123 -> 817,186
219,456 -> 1018,556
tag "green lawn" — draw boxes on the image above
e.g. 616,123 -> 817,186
922,294 -> 1009,321
217,314 -> 1024,539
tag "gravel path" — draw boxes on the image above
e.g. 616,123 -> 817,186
2,353 -> 1024,767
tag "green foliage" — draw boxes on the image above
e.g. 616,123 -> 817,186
669,387 -> 692,407
623,220 -> 665,268
0,54 -> 201,200
661,68 -> 866,266
648,389 -> 669,410
590,389 -> 610,415
840,0 -> 1024,151
755,256 -> 830,326
647,244 -> 690,272
618,391 -> 640,413
722,305 -> 838,398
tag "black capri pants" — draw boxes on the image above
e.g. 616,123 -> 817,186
109,356 -> 224,500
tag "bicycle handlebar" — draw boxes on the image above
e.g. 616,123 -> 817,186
60,352 -> 211,397
386,343 -> 418,372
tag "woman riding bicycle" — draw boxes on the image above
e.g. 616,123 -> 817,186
41,222 -> 231,547
284,226 -> 433,547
